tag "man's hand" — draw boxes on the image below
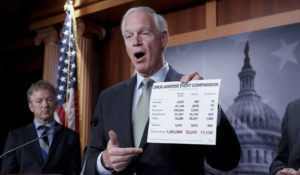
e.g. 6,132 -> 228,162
276,168 -> 300,175
180,71 -> 203,83
101,130 -> 143,172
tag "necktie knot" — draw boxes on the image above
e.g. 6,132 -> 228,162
142,78 -> 154,89
38,125 -> 50,130
38,126 -> 50,135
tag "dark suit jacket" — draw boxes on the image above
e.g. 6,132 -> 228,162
1,122 -> 81,175
270,98 -> 300,175
86,66 -> 241,175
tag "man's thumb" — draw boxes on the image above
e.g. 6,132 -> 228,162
108,130 -> 119,146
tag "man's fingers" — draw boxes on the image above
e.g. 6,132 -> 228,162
112,161 -> 131,172
108,130 -> 119,146
108,148 -> 143,172
191,73 -> 203,80
180,71 -> 203,83
276,168 -> 298,175
110,152 -> 139,164
108,147 -> 143,156
102,149 -> 113,169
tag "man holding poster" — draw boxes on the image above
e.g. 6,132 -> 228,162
85,6 -> 240,175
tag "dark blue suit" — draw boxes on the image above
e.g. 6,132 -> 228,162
270,98 -> 300,175
86,66 -> 240,175
1,122 -> 81,175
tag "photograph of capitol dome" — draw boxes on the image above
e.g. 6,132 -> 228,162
165,22 -> 300,174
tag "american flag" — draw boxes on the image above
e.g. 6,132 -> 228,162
54,1 -> 79,132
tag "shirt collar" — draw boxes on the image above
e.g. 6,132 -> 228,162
34,119 -> 56,130
136,61 -> 169,89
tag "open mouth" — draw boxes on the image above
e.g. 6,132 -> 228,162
134,52 -> 145,59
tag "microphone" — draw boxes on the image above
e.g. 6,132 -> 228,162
0,125 -> 63,159
80,118 -> 98,175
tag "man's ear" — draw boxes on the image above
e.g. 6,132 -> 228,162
161,31 -> 169,47
28,102 -> 34,113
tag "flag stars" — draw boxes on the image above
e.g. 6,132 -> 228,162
59,86 -> 65,91
60,76 -> 66,82
64,59 -> 69,64
66,21 -> 71,27
63,30 -> 69,36
62,39 -> 67,44
63,68 -> 68,73
57,94 -> 62,100
55,7 -> 79,132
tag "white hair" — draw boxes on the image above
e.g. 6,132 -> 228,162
120,6 -> 168,37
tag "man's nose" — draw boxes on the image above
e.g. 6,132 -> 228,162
133,35 -> 141,46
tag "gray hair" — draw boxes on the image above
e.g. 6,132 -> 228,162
120,6 -> 168,37
27,80 -> 56,102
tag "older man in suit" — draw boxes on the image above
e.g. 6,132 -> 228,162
84,6 -> 240,175
1,80 -> 81,175
270,98 -> 300,175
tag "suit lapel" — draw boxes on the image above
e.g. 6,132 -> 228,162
119,76 -> 137,147
44,123 -> 62,165
26,123 -> 44,166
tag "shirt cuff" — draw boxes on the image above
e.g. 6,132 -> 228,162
96,152 -> 113,175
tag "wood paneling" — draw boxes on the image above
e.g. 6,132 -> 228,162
99,26 -> 132,91
164,4 -> 205,36
217,0 -> 300,25
30,0 -> 106,22
29,0 -> 204,30
169,10 -> 300,47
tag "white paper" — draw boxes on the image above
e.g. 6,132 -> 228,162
147,79 -> 221,145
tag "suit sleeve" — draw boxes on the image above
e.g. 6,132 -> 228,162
69,132 -> 82,175
205,108 -> 241,171
1,131 -> 19,173
85,93 -> 108,175
269,105 -> 290,175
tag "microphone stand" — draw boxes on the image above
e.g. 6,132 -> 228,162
80,117 -> 98,175
80,145 -> 89,175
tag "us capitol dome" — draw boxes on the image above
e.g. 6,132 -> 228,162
205,41 -> 281,175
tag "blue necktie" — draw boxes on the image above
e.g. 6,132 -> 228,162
38,126 -> 50,160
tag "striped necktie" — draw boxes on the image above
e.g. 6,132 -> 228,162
133,78 -> 154,147
38,126 -> 50,160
